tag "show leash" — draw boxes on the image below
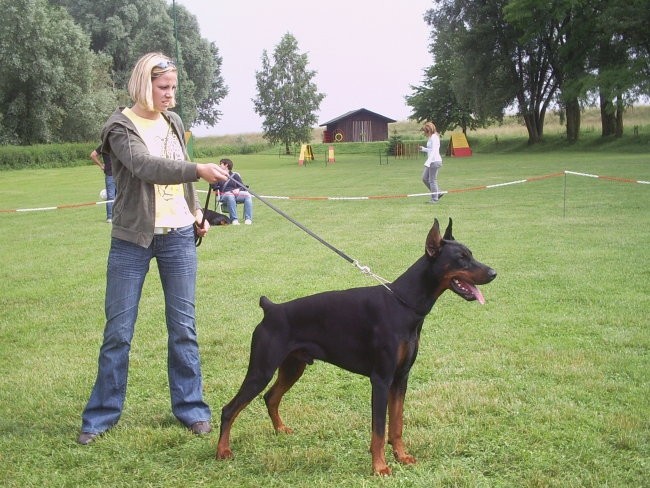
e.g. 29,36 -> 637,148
204,179 -> 393,289
199,179 -> 429,315
196,174 -> 234,247
194,184 -> 211,247
352,260 -> 393,292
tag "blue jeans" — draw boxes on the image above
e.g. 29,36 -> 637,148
105,175 -> 116,220
422,163 -> 442,201
221,193 -> 253,221
81,225 -> 211,434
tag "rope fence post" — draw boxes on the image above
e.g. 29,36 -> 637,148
563,170 -> 567,218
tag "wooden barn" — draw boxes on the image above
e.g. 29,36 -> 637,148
320,108 -> 396,143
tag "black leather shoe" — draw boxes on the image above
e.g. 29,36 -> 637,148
190,421 -> 212,435
77,432 -> 98,445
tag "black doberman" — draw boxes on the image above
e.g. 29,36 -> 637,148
216,218 -> 496,475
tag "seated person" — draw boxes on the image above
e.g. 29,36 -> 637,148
211,158 -> 253,225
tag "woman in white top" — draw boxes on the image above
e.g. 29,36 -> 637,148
420,121 -> 444,203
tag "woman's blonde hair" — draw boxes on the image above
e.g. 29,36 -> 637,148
422,121 -> 436,134
127,52 -> 177,111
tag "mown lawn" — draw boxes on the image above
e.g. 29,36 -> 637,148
0,148 -> 648,487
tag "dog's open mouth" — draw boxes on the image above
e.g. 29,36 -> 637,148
451,279 -> 486,304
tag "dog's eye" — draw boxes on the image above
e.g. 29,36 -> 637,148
458,250 -> 472,266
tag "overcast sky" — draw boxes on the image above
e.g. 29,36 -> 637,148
176,0 -> 434,136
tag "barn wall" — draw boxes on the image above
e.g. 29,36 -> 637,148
326,114 -> 390,142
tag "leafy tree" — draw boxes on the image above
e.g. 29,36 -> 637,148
415,0 -> 554,144
416,0 -> 649,144
253,33 -> 325,154
503,0 -> 591,142
419,1 -> 561,144
407,61 -> 495,135
591,0 -> 650,137
49,0 -> 161,85
505,0 -> 649,140
167,5 -> 227,128
195,43 -> 228,127
417,4 -> 512,133
50,0 -> 227,129
0,0 -> 115,144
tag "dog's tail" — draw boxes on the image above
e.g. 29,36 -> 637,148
259,296 -> 275,311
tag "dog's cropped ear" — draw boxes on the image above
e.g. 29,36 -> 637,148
443,218 -> 454,241
425,218 -> 444,257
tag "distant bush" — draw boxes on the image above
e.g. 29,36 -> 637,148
387,133 -> 403,156
2,113 -> 649,171
0,143 -> 93,170
192,141 -> 269,159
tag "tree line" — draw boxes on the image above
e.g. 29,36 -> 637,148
0,1 -> 324,153
5,1 -> 646,149
0,0 -> 227,145
407,0 -> 650,144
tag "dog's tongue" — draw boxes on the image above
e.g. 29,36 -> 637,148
469,283 -> 486,304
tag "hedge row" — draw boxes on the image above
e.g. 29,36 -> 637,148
192,141 -> 268,159
0,143 -> 95,170
0,139 -> 419,170
0,141 -> 268,170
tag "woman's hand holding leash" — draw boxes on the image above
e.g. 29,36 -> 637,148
194,164 -> 227,246
194,209 -> 210,237
194,188 -> 212,247
196,163 -> 229,184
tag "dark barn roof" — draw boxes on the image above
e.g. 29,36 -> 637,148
319,108 -> 396,143
319,108 -> 396,126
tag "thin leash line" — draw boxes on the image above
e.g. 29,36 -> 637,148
195,184 -> 212,247
214,179 -> 392,287
225,178 -> 355,263
352,260 -> 392,290
354,257 -> 419,313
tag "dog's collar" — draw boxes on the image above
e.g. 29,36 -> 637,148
384,285 -> 428,317
360,264 -> 429,316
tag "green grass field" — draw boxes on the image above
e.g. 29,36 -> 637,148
1,148 -> 649,487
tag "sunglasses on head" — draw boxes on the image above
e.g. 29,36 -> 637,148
155,59 -> 176,69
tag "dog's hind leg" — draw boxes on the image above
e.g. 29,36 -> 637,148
217,330 -> 283,459
263,353 -> 307,434
217,368 -> 276,459
387,378 -> 416,466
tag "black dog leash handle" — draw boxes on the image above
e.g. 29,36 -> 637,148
195,185 -> 212,247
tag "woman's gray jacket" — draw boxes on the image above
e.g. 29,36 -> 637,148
100,108 -> 200,248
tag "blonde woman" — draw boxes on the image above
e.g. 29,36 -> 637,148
78,52 -> 228,445
420,121 -> 444,202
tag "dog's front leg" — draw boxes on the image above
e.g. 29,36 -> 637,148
370,378 -> 391,476
388,378 -> 416,465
